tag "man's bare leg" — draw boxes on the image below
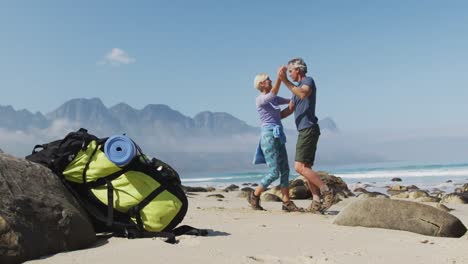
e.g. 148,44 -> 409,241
295,161 -> 334,211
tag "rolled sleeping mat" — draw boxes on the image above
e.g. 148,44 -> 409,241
104,135 -> 136,167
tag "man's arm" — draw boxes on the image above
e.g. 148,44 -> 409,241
278,66 -> 312,100
283,80 -> 312,100
281,100 -> 294,119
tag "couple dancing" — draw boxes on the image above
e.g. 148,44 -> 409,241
249,57 -> 333,214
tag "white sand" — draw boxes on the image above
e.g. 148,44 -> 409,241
26,191 -> 468,264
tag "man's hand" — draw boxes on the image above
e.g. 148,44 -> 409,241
277,66 -> 287,81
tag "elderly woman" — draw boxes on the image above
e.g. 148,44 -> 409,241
248,72 -> 303,212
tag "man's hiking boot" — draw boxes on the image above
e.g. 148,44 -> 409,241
247,191 -> 264,210
305,200 -> 323,214
282,201 -> 304,212
320,189 -> 334,212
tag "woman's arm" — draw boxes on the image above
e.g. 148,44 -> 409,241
281,100 -> 294,119
271,75 -> 281,95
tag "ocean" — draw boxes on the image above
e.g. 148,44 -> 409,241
180,162 -> 468,194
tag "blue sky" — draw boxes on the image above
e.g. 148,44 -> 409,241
1,1 -> 467,132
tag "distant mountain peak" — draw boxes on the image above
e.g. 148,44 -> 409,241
319,117 -> 339,133
0,104 -> 49,130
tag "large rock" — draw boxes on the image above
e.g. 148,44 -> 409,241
288,173 -> 353,201
317,172 -> 354,198
333,198 -> 467,237
264,186 -> 282,198
0,153 -> 96,264
357,192 -> 389,199
289,185 -> 310,199
261,193 -> 282,202
239,187 -> 254,198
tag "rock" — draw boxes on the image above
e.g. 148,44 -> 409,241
252,183 -> 258,187
391,177 -> 402,182
441,193 -> 468,204
206,187 -> 216,192
463,183 -> 468,192
239,187 -> 254,198
387,184 -> 408,195
408,190 -> 429,199
260,193 -> 282,202
391,192 -> 409,199
415,196 -> 440,203
288,172 -> 354,200
358,192 -> 389,199
353,187 -> 368,193
333,198 -> 467,238
317,171 -> 354,197
264,186 -> 282,197
388,184 -> 407,191
446,180 -> 453,183
406,185 -> 419,190
182,186 -> 209,192
207,194 -> 225,199
431,188 -> 446,198
289,185 -> 310,199
223,184 -> 239,192
289,176 -> 307,188
436,203 -> 453,212
0,153 -> 96,263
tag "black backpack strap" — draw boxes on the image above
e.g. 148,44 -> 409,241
31,144 -> 45,154
80,138 -> 125,227
124,225 -> 208,244
125,229 -> 177,244
81,138 -> 108,185
171,225 -> 209,236
127,185 -> 166,230
106,179 -> 114,227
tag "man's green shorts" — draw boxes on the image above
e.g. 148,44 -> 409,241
295,124 -> 321,165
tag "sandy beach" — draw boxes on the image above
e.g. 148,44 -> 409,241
25,189 -> 468,264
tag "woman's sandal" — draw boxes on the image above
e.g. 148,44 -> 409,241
247,191 -> 265,210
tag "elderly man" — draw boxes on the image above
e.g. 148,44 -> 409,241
278,57 -> 334,213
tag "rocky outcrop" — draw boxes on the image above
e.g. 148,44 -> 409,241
0,153 -> 96,264
287,173 -> 353,202
441,193 -> 468,204
387,184 -> 408,195
223,184 -> 239,192
333,198 -> 467,238
239,187 -> 254,198
261,193 -> 281,202
182,186 -> 210,192
357,192 -> 389,199
318,172 -> 354,198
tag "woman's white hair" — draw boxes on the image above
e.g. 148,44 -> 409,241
254,73 -> 269,90
288,57 -> 307,74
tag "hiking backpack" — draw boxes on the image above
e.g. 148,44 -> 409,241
26,128 -> 205,243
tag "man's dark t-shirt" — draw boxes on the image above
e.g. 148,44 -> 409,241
292,76 -> 318,130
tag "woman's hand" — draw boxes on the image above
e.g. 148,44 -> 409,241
278,66 -> 287,81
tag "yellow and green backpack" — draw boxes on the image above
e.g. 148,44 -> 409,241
26,128 -> 205,243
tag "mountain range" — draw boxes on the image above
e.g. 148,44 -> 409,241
1,98 -> 339,136
0,98 -> 349,172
